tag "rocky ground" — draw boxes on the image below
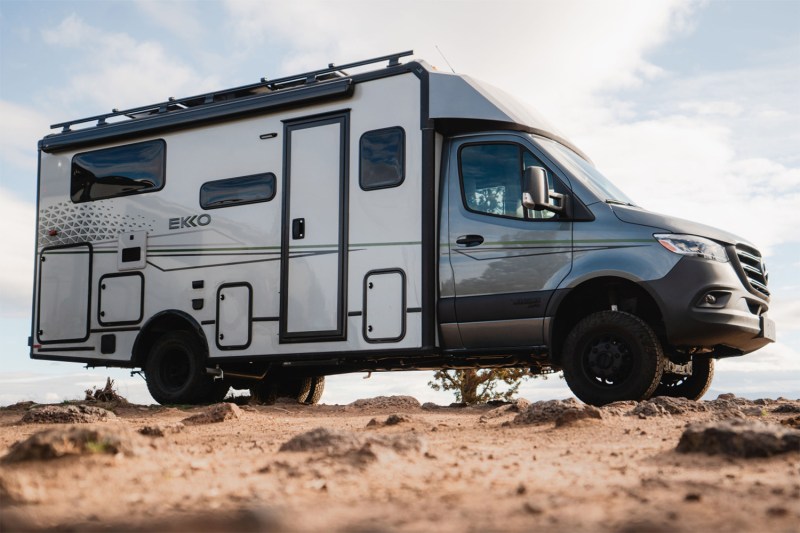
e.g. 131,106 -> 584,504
1,393 -> 799,532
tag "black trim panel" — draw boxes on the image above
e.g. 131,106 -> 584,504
91,326 -> 141,333
35,346 -> 95,352
445,289 -> 554,323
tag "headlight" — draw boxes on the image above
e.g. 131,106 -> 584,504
654,234 -> 729,263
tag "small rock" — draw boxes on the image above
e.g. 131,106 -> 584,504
772,404 -> 800,414
523,502 -> 543,515
279,428 -> 363,454
181,403 -> 242,425
20,405 -> 117,424
0,475 -> 43,504
555,406 -> 603,426
421,402 -> 440,410
684,493 -> 702,502
385,414 -> 412,426
279,427 -> 426,465
780,416 -> 800,429
628,397 -> 708,418
677,419 -> 800,458
602,401 -> 638,417
2,424 -> 148,463
139,423 -> 185,437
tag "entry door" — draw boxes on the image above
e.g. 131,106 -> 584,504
447,138 -> 573,349
280,113 -> 349,342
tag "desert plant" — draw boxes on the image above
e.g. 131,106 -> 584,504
428,368 -> 529,404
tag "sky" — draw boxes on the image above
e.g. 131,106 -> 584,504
0,0 -> 798,406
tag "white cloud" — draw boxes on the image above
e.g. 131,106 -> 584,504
135,0 -> 205,42
223,0 -> 696,117
0,100 -> 50,172
40,14 -> 219,113
0,188 -> 35,318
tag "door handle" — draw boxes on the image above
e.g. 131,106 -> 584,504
456,234 -> 484,247
292,218 -> 305,239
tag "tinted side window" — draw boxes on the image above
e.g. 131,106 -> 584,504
200,173 -> 276,209
71,140 -> 166,203
360,127 -> 405,190
460,143 -> 523,218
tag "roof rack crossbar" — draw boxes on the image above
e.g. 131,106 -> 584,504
49,50 -> 414,133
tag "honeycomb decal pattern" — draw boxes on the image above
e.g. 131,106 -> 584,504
39,201 -> 156,246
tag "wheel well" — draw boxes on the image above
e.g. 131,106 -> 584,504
132,311 -> 208,368
550,277 -> 663,364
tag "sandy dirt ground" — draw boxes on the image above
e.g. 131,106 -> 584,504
0,393 -> 799,532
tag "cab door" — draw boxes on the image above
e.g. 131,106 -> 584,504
446,135 -> 573,348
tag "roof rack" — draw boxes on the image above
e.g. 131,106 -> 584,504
50,50 -> 414,133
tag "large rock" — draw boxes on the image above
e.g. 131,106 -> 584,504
346,396 -> 421,411
20,404 -> 117,424
677,419 -> 800,458
2,424 -> 148,463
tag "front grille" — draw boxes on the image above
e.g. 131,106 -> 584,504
734,244 -> 769,298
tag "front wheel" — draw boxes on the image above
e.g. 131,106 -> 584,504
654,357 -> 714,400
561,311 -> 664,406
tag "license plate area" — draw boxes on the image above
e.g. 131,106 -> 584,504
759,316 -> 776,342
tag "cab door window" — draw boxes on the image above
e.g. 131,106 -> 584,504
459,142 -> 557,220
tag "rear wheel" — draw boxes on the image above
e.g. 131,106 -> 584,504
561,311 -> 664,406
144,331 -> 212,405
654,357 -> 714,400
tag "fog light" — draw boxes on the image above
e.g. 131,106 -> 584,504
704,294 -> 717,304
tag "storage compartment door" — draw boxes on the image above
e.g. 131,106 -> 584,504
216,283 -> 252,350
98,273 -> 144,325
37,244 -> 92,343
364,270 -> 406,342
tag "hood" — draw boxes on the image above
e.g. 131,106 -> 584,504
611,205 -> 753,247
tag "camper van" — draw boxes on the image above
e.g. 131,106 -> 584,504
31,51 -> 775,406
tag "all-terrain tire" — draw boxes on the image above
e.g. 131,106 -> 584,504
654,357 -> 714,400
561,311 -> 664,406
301,376 -> 325,405
197,380 -> 231,404
278,376 -> 312,402
250,377 -> 278,405
144,331 -> 211,405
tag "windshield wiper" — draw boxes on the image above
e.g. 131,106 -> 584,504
605,198 -> 635,207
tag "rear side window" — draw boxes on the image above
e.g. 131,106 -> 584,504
360,127 -> 405,190
71,140 -> 166,203
200,173 -> 276,209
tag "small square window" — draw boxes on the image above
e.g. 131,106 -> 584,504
360,127 -> 405,190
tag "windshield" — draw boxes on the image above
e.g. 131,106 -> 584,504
533,136 -> 636,206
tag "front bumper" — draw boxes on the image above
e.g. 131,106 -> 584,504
642,256 -> 774,356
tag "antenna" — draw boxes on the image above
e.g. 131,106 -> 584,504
435,45 -> 456,73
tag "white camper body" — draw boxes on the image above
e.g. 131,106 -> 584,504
32,52 -> 773,406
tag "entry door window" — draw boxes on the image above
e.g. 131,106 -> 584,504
459,143 -> 557,220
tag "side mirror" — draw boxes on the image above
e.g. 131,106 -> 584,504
522,166 -> 567,214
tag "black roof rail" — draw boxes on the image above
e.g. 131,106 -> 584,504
50,50 -> 414,134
